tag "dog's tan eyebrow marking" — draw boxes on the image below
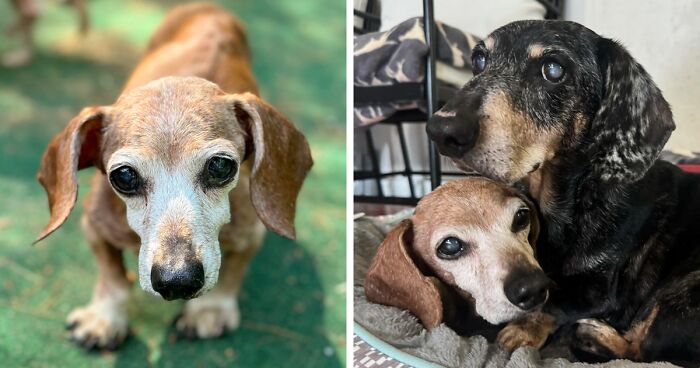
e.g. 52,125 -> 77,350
528,43 -> 546,58
484,37 -> 495,50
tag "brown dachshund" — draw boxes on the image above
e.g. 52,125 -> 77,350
36,3 -> 312,350
365,177 -> 556,351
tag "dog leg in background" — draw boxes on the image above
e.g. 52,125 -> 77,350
62,0 -> 89,34
4,0 -> 39,67
66,217 -> 131,350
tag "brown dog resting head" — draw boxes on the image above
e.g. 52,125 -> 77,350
365,177 -> 550,326
36,76 -> 312,299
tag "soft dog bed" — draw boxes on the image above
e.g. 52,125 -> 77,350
353,212 -> 678,368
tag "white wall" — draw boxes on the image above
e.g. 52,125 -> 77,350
565,0 -> 700,152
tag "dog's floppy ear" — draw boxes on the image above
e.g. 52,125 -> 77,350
364,219 -> 445,329
36,107 -> 105,242
224,92 -> 313,240
589,38 -> 675,185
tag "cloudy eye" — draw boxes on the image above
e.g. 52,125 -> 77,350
511,207 -> 530,232
472,50 -> 487,75
204,156 -> 238,187
437,237 -> 466,260
542,60 -> 564,82
109,166 -> 142,195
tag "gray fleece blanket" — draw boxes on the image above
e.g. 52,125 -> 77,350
353,212 -> 677,368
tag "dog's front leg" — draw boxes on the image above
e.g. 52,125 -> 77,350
66,216 -> 131,350
175,241 -> 260,339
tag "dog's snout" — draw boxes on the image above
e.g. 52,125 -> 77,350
151,261 -> 205,300
427,96 -> 481,158
504,268 -> 551,311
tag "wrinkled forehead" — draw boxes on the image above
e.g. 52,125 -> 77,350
484,20 -> 599,60
413,179 -> 519,234
103,80 -> 246,163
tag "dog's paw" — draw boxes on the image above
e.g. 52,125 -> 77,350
497,323 -> 546,352
572,318 -> 628,361
66,302 -> 128,351
175,294 -> 240,339
497,312 -> 556,352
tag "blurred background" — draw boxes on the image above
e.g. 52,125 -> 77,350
0,0 -> 345,367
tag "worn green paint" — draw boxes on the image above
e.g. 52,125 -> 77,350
0,0 -> 346,366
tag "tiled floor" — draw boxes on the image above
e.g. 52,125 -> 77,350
353,335 -> 412,368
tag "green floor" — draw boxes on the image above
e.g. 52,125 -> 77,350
0,0 -> 346,367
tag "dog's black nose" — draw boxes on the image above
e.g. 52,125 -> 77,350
504,268 -> 551,311
426,95 -> 481,158
151,261 -> 205,300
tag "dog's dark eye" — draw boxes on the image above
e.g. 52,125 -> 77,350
109,166 -> 142,195
542,61 -> 564,82
437,237 -> 466,260
512,207 -> 530,232
205,156 -> 237,187
472,50 -> 487,75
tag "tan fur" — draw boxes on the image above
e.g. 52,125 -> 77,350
624,307 -> 659,359
413,178 -> 513,236
527,43 -> 545,58
525,162 -> 556,214
484,36 -> 495,50
460,91 -> 561,183
576,307 -> 659,360
497,311 -> 557,351
35,3 -> 312,348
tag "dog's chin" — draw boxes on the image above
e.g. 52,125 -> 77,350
451,158 -> 524,185
450,158 -> 478,174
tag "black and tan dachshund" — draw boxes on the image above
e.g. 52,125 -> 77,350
427,20 -> 700,366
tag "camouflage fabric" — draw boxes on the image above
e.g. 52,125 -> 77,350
354,17 -> 480,127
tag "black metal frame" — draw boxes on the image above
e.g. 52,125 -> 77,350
353,0 -> 564,205
353,0 -> 381,34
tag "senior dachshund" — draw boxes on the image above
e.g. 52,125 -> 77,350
36,3 -> 312,350
365,177 -> 556,350
427,20 -> 700,365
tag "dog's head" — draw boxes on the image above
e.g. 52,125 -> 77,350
365,177 -> 550,326
427,20 -> 674,186
36,77 -> 312,300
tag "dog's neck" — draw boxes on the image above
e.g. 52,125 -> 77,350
525,154 -> 632,262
